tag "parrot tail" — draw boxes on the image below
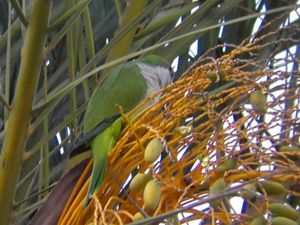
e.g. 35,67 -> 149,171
83,118 -> 122,208
83,154 -> 108,207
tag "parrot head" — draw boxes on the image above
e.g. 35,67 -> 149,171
135,54 -> 173,99
137,54 -> 169,68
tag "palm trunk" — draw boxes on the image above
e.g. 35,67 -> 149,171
0,0 -> 52,224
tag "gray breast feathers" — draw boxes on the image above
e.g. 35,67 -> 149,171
137,63 -> 172,99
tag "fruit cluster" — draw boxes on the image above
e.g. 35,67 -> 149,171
130,138 -> 164,220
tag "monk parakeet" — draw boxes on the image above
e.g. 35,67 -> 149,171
82,55 -> 172,206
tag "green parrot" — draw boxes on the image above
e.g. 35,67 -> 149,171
82,55 -> 172,206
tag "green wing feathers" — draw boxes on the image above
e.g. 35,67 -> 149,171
83,64 -> 147,133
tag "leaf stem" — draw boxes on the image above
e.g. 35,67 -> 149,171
0,0 -> 51,224
9,0 -> 28,27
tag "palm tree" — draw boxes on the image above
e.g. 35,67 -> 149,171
0,0 -> 299,224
